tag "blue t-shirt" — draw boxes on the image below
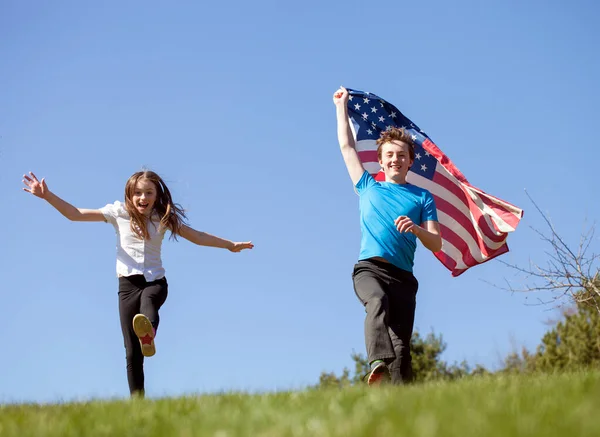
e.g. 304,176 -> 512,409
356,171 -> 438,272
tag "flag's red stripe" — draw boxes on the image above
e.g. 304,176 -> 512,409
434,251 -> 467,277
422,139 -> 469,184
374,170 -> 385,181
358,150 -> 378,163
451,268 -> 468,277
435,250 -> 457,272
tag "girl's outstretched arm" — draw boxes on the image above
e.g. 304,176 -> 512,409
22,172 -> 106,222
179,225 -> 254,253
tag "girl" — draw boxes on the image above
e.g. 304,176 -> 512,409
22,170 -> 253,397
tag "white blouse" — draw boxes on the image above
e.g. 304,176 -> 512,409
100,201 -> 167,281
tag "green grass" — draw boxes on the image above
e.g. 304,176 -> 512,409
1,372 -> 599,437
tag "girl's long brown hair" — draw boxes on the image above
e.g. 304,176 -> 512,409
124,171 -> 187,240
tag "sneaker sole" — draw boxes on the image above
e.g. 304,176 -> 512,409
367,364 -> 391,386
132,314 -> 156,357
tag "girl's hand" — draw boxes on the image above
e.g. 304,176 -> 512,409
228,241 -> 254,253
333,86 -> 349,107
23,172 -> 49,199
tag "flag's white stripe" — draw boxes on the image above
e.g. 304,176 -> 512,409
349,117 -> 359,139
356,139 -> 378,153
363,162 -> 381,174
440,240 -> 468,270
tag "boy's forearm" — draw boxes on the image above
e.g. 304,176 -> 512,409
336,105 -> 355,150
414,226 -> 443,253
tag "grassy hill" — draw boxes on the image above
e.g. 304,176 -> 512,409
1,372 -> 599,437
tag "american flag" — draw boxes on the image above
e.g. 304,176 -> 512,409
346,88 -> 523,277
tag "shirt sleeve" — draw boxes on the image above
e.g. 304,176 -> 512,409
421,190 -> 438,223
355,170 -> 378,195
99,201 -> 124,225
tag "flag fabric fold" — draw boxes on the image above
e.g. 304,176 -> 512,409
346,88 -> 523,277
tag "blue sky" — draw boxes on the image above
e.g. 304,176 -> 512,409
1,0 -> 598,403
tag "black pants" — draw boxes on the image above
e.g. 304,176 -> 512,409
118,275 -> 168,396
352,259 -> 418,384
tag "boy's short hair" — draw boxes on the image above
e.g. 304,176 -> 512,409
376,127 -> 415,161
